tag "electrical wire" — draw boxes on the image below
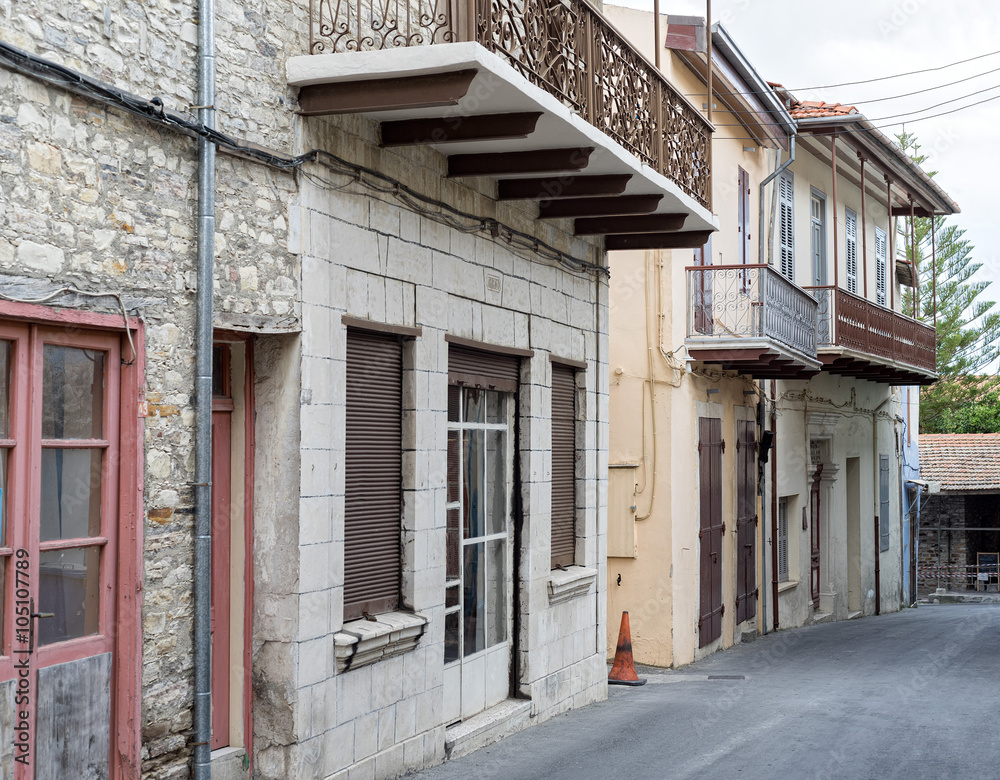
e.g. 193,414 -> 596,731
687,47 -> 1000,99
0,287 -> 138,364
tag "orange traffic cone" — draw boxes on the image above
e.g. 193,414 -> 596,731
608,611 -> 646,686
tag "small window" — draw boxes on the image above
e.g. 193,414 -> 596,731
879,455 -> 890,552
778,172 -> 795,281
344,329 -> 403,620
551,364 -> 578,568
810,191 -> 826,286
778,497 -> 789,583
846,209 -> 859,294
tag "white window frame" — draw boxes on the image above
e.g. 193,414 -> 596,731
810,189 -> 827,287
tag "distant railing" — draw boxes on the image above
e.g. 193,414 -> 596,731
310,0 -> 712,208
807,286 -> 936,373
686,264 -> 818,358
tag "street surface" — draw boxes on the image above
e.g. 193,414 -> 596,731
407,606 -> 1000,780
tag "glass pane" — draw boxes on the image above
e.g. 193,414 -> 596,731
447,431 -> 459,504
43,346 -> 105,439
447,508 -> 460,579
463,431 -> 484,538
485,391 -> 506,425
486,539 -> 507,647
0,450 -> 6,545
40,449 -> 103,541
446,584 -> 460,609
486,430 -> 507,535
0,340 -> 9,437
447,384 -> 460,423
38,546 -> 102,646
463,388 -> 483,424
212,345 -> 228,397
444,610 -> 460,664
463,542 -> 485,657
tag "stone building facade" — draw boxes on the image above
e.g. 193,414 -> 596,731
0,0 -> 714,774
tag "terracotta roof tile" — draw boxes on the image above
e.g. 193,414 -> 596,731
789,100 -> 859,120
919,433 -> 1000,492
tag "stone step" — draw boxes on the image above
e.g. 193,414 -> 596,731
444,699 -> 533,761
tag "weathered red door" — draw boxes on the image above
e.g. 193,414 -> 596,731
698,418 -> 724,647
735,420 -> 757,624
211,406 -> 232,749
810,465 -> 823,609
1,325 -> 122,779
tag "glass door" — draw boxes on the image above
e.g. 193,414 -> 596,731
444,386 -> 512,723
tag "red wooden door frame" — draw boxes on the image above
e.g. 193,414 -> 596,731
0,301 -> 143,779
212,331 -> 256,773
210,406 -> 232,749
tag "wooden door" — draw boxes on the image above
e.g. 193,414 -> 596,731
210,407 -> 232,749
810,465 -> 823,609
1,325 -> 122,779
698,418 -> 724,647
735,420 -> 757,624
694,236 -> 713,335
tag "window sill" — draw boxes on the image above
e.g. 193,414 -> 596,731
777,579 -> 799,594
548,565 -> 598,606
334,610 -> 428,673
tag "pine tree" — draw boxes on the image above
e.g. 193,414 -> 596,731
896,132 -> 1000,433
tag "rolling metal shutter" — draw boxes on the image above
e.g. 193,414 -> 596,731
550,364 -> 577,568
448,345 -> 520,392
345,329 -> 403,621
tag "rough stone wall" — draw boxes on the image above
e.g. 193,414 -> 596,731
0,38 -> 299,780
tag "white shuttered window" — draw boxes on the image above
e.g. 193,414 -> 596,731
875,226 -> 888,306
778,172 -> 795,281
846,209 -> 859,294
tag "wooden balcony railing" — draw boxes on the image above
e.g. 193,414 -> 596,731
805,286 -> 937,374
686,264 -> 818,358
310,0 -> 713,208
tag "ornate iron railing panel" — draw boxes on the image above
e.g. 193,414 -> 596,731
805,286 -> 937,373
309,0 -> 712,208
686,265 -> 818,358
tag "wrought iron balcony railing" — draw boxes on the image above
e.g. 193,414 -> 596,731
805,286 -> 936,374
686,264 -> 818,359
309,0 -> 712,208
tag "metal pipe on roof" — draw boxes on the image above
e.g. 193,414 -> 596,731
758,136 -> 795,267
654,0 -> 660,69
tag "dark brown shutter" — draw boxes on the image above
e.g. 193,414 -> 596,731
551,364 -> 577,568
735,419 -> 757,624
448,345 -> 520,391
345,329 -> 402,621
698,417 -> 724,647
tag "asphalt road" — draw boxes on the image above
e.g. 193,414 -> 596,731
406,606 -> 1000,780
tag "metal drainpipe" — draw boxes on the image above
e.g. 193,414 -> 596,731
193,0 -> 216,773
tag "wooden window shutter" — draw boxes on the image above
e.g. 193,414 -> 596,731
846,209 -> 859,294
698,417 -> 724,648
879,455 -> 891,552
551,364 -> 577,568
875,227 -> 888,306
777,498 -> 789,582
344,329 -> 403,621
778,172 -> 795,281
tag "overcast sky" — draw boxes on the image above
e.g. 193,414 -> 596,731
613,0 -> 1000,305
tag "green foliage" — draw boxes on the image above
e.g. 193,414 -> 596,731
921,377 -> 1000,434
894,133 -> 1000,432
